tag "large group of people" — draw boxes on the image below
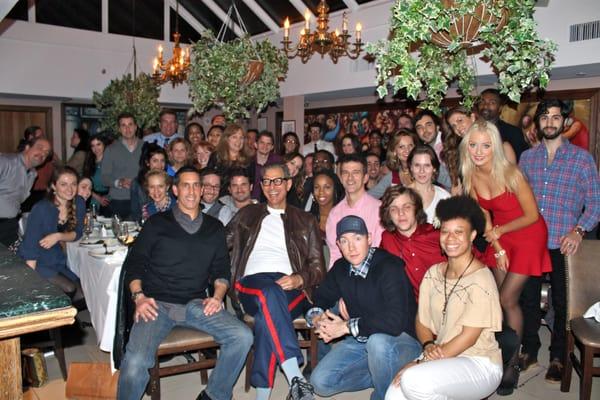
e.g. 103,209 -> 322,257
1,91 -> 599,400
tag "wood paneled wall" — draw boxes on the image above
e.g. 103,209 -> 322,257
0,106 -> 52,153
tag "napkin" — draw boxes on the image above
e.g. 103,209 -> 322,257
105,248 -> 128,265
583,302 -> 600,323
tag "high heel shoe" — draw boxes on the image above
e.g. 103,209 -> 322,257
496,364 -> 520,396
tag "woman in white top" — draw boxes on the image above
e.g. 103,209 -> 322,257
385,196 -> 503,400
407,145 -> 450,224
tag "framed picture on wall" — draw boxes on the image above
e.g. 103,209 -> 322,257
258,117 -> 267,132
281,120 -> 296,134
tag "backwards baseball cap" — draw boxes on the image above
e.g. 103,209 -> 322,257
336,215 -> 368,240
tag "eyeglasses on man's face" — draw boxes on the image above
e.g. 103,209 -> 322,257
261,177 -> 288,186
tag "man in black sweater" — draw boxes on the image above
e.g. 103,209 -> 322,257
308,216 -> 421,400
117,167 -> 252,400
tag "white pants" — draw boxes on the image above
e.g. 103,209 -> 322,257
385,356 -> 502,400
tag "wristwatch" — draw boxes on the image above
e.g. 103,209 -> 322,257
573,226 -> 585,238
131,290 -> 144,301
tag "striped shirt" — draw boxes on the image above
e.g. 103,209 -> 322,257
519,139 -> 600,249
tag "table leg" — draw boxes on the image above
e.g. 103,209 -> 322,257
0,337 -> 22,400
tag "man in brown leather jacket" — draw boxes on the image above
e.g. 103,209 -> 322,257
226,162 -> 325,400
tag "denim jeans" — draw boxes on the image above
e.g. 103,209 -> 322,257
310,332 -> 421,400
117,300 -> 253,400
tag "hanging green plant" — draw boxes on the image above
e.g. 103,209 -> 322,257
92,73 -> 160,135
188,31 -> 288,121
367,0 -> 556,112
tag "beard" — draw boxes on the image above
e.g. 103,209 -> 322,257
542,122 -> 564,140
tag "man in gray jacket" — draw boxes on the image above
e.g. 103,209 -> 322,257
101,113 -> 143,219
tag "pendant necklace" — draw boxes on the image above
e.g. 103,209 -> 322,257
442,253 -> 475,325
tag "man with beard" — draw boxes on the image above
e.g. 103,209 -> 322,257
519,99 -> 600,382
218,168 -> 255,225
478,88 -> 527,161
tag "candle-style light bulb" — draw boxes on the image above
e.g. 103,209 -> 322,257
158,45 -> 163,59
153,57 -> 158,73
284,18 -> 290,39
304,10 -> 310,31
356,23 -> 362,41
342,13 -> 348,32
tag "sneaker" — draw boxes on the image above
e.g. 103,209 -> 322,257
287,377 -> 315,400
545,359 -> 563,383
518,353 -> 539,372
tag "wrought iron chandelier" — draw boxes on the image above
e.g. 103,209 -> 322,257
282,0 -> 363,64
151,1 -> 191,87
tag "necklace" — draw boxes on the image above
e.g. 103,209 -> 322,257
442,253 -> 475,325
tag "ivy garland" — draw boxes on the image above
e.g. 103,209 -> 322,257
188,31 -> 288,121
367,0 -> 556,112
92,73 -> 160,135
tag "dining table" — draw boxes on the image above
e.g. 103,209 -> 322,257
65,219 -> 133,357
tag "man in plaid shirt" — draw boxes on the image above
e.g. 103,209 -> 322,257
519,98 -> 600,383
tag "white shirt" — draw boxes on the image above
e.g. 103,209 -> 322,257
244,206 -> 293,276
301,139 -> 336,158
424,185 -> 451,224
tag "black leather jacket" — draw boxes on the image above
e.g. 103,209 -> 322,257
226,203 -> 326,301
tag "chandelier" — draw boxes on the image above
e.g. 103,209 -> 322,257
282,0 -> 362,64
151,1 -> 191,87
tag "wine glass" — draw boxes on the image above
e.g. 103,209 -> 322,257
83,212 -> 94,240
117,222 -> 129,246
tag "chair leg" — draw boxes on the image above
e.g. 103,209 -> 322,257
198,350 -> 209,385
579,345 -> 594,400
309,329 -> 318,370
560,332 -> 574,392
49,328 -> 67,380
244,349 -> 254,392
148,357 -> 161,400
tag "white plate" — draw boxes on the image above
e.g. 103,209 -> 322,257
96,216 -> 111,224
88,247 -> 119,259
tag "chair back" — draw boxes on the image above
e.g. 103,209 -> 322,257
566,240 -> 600,324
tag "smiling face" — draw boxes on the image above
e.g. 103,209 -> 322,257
187,125 -> 203,145
52,172 -> 78,204
478,92 -> 501,122
256,134 -> 274,157
229,175 -> 251,204
148,152 -> 166,171
415,115 -> 438,144
77,178 -> 92,200
313,174 -> 335,208
261,166 -> 291,209
147,174 -> 168,203
227,129 -> 245,154
286,155 -> 303,178
173,171 -> 202,215
170,143 -> 188,164
159,113 -> 177,137
90,138 -> 105,160
366,155 -> 381,180
447,112 -> 474,137
195,145 -> 211,168
538,106 -> 565,141
283,135 -> 298,154
23,138 -> 52,168
200,173 -> 221,204
440,217 -> 476,258
337,232 -> 372,266
388,193 -> 418,236
410,153 -> 435,185
118,117 -> 137,140
394,135 -> 415,164
467,130 -> 493,168
342,137 -> 356,154
309,126 -> 322,142
339,161 -> 368,197
207,127 -> 222,147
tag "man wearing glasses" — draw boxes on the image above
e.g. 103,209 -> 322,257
226,163 -> 326,400
199,169 -> 223,218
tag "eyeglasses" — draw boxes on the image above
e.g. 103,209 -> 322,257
261,177 -> 288,186
285,139 -> 298,144
203,184 -> 220,191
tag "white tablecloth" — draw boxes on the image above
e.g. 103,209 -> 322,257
66,242 -> 125,352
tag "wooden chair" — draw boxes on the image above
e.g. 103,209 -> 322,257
242,314 -> 318,392
560,240 -> 600,400
114,264 -> 222,400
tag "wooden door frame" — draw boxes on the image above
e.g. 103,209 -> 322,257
0,104 -> 53,143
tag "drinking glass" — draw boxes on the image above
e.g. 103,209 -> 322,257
117,223 -> 129,246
